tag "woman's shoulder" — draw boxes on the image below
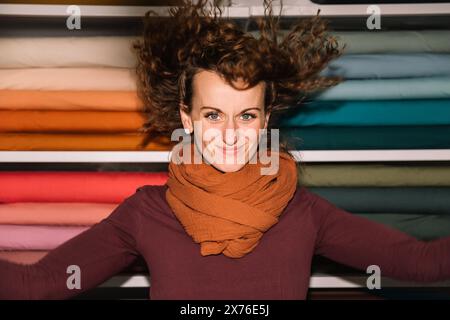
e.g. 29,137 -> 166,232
128,184 -> 169,208
288,185 -> 339,219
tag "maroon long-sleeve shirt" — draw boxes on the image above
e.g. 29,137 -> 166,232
1,184 -> 450,300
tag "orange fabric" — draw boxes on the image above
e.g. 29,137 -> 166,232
0,133 -> 175,150
0,90 -> 143,111
0,202 -> 118,225
165,142 -> 298,259
0,110 -> 145,132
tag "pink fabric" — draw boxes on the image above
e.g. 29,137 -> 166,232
0,202 -> 118,226
0,171 -> 168,203
0,225 -> 89,250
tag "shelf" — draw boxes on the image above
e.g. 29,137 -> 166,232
1,1 -> 450,17
99,274 -> 450,289
1,150 -> 450,163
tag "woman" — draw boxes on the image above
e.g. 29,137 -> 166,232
1,0 -> 450,300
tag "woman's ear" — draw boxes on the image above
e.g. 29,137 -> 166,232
179,103 -> 193,134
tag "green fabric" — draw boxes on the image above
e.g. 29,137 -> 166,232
279,126 -> 450,150
308,187 -> 450,214
299,164 -> 450,187
355,213 -> 450,241
331,30 -> 450,54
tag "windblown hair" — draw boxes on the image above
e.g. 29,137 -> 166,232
133,0 -> 345,162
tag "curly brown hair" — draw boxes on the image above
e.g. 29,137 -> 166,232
133,0 -> 345,177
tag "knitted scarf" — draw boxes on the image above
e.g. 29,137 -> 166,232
165,141 -> 298,258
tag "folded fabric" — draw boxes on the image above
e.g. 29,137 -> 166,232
0,133 -> 174,150
0,202 -> 118,225
0,171 -> 168,203
250,30 -> 450,54
0,36 -> 140,68
278,99 -> 450,127
0,225 -> 88,250
4,31 -> 449,69
308,187 -> 450,214
311,77 -> 450,101
330,30 -> 450,54
0,68 -> 137,90
321,54 -> 450,79
299,164 -> 450,187
0,251 -> 48,265
279,126 -> 450,150
356,213 -> 450,241
0,110 -> 144,133
0,90 -> 143,111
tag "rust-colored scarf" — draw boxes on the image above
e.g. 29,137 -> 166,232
165,142 -> 298,259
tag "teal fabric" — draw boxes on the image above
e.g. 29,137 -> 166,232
311,77 -> 450,101
321,54 -> 450,79
277,99 -> 450,127
355,213 -> 450,241
308,187 -> 450,214
278,126 -> 450,150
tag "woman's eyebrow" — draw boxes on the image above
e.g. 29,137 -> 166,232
200,106 -> 262,112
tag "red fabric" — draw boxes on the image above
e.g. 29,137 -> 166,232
0,171 -> 168,203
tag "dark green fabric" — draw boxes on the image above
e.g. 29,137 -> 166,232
308,187 -> 450,214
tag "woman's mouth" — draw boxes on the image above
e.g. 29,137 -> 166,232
219,144 -> 244,157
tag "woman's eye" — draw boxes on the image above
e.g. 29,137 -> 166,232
241,113 -> 256,121
205,112 -> 220,121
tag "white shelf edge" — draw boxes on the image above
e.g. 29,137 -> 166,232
1,3 -> 450,17
99,274 -> 450,289
1,150 -> 450,163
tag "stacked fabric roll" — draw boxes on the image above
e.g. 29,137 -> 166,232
300,163 -> 450,241
275,30 -> 450,242
0,36 -> 173,150
277,30 -> 450,150
0,171 -> 168,264
1,21 -> 449,284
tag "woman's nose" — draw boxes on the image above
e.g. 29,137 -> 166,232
222,121 -> 238,146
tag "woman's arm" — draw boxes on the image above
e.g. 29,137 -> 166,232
0,191 -> 143,299
310,191 -> 450,283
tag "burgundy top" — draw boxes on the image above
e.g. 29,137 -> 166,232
1,184 -> 450,300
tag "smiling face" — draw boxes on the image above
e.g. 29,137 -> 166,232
179,69 -> 270,173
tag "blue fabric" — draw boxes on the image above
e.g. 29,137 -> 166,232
321,54 -> 450,79
312,77 -> 450,101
